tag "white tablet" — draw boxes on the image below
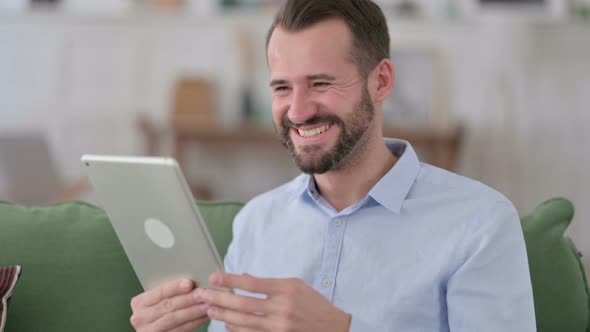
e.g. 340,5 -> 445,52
81,154 -> 224,291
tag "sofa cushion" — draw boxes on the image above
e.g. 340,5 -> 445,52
521,197 -> 590,331
0,200 -> 243,332
0,265 -> 21,332
197,200 -> 243,260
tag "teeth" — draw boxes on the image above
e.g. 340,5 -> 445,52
298,124 -> 330,138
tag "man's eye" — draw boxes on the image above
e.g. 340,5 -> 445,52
313,82 -> 331,87
274,86 -> 289,92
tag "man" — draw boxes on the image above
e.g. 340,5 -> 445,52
130,1 -> 536,331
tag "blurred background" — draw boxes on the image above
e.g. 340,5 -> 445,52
0,0 -> 588,267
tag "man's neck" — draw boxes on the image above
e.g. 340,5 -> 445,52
313,137 -> 397,212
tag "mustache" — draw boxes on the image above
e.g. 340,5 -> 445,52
281,114 -> 343,130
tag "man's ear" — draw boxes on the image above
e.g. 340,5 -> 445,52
368,59 -> 395,103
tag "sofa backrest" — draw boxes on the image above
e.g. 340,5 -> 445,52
0,200 -> 243,332
1,198 -> 588,331
521,198 -> 590,332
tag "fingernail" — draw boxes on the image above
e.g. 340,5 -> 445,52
180,279 -> 192,290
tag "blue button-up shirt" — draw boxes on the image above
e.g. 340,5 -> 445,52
209,139 -> 535,331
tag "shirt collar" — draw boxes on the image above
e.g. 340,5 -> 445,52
368,138 -> 420,214
295,138 -> 421,214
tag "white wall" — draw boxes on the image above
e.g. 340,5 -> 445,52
0,11 -> 588,266
519,23 -> 590,253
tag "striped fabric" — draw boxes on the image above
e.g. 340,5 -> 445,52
0,266 -> 21,332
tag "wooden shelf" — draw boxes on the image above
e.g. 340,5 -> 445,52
172,124 -> 464,172
138,118 -> 464,199
173,124 -> 462,145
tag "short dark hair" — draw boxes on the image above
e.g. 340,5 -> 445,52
266,0 -> 390,78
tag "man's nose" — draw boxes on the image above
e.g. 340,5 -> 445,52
287,87 -> 317,125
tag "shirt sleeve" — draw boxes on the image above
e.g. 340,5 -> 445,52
223,238 -> 237,273
208,211 -> 247,332
222,207 -> 247,274
349,315 -> 389,331
446,200 -> 536,331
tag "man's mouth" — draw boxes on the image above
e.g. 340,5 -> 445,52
296,124 -> 332,138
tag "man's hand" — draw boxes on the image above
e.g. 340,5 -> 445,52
198,273 -> 351,332
130,278 -> 210,332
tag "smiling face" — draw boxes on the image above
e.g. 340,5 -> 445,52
268,19 -> 377,174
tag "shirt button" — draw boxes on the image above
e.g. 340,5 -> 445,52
333,218 -> 342,227
322,278 -> 331,288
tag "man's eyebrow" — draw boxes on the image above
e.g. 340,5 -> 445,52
269,79 -> 288,87
269,74 -> 337,87
306,74 -> 336,81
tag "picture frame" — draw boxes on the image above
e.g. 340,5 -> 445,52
383,45 -> 449,128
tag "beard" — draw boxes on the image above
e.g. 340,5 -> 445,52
277,85 -> 375,174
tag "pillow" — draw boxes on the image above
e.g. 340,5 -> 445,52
521,197 -> 590,332
0,265 -> 21,332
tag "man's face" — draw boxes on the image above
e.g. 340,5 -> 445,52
267,19 -> 375,174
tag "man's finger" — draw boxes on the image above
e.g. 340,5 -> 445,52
200,288 -> 268,314
144,289 -> 207,324
207,305 -> 266,330
169,315 -> 209,332
225,322 -> 261,332
152,303 -> 209,331
210,273 -> 283,295
133,278 -> 195,308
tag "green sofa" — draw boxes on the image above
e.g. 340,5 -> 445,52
0,198 -> 588,331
